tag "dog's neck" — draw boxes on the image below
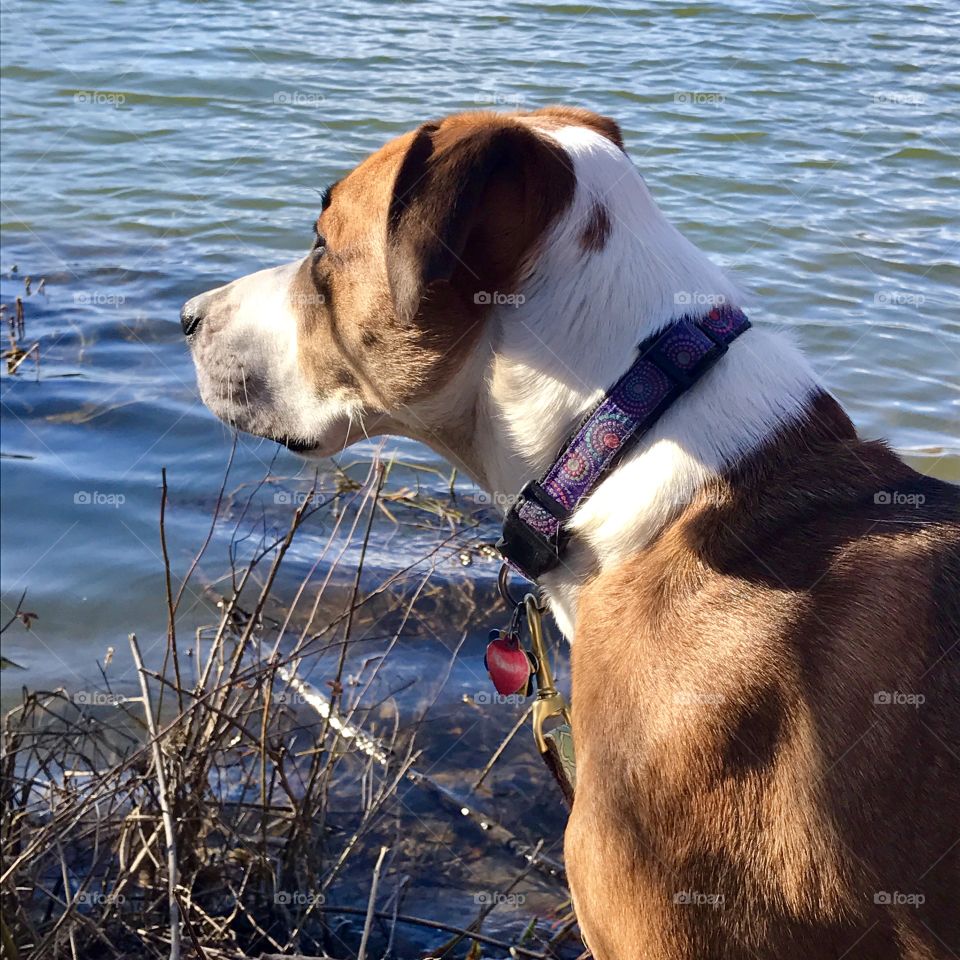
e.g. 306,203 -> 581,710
442,126 -> 821,638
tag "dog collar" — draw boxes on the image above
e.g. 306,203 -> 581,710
496,305 -> 751,581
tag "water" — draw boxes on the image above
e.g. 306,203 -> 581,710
2,0 -> 959,693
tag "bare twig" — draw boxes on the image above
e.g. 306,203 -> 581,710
0,589 -> 28,634
473,702 -> 535,790
158,467 -> 184,715
263,904 -> 550,959
357,844 -> 389,960
129,633 -> 182,960
1,460 -> 572,960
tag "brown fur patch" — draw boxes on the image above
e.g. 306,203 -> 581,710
288,112 -> 576,422
579,200 -> 612,252
567,392 -> 960,958
386,112 -> 577,323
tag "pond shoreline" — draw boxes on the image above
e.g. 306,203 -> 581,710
2,464 -> 578,959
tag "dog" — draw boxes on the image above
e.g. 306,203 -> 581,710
182,106 -> 960,959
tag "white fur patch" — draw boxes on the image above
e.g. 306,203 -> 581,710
186,258 -> 361,454
479,123 -> 821,639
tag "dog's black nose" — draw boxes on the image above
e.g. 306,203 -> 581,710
180,300 -> 204,337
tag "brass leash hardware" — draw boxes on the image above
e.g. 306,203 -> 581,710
524,593 -> 576,805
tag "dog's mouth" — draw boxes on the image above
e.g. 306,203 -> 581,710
278,436 -> 322,455
272,415 -> 382,459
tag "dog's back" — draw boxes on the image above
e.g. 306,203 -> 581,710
568,391 -> 960,959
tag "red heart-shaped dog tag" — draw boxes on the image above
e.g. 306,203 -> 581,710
485,631 -> 533,696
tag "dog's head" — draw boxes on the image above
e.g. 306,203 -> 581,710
182,107 -> 623,463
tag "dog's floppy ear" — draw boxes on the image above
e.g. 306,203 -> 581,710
532,105 -> 624,151
386,116 -> 576,324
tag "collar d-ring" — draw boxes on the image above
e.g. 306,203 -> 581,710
497,562 -> 525,607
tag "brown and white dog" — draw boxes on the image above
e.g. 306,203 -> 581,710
182,107 -> 960,959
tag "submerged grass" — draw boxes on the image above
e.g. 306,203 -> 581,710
0,453 -> 579,960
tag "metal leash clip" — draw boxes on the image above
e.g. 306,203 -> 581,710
523,593 -> 576,806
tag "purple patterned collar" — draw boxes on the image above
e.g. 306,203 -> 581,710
496,304 -> 751,581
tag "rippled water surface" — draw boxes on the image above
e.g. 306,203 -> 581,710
2,0 -> 958,694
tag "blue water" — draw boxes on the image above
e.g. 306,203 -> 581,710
2,0 -> 958,695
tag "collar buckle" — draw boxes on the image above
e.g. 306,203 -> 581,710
496,507 -> 563,582
496,480 -> 573,581
518,479 -> 571,523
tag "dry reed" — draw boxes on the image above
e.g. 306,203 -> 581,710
0,454 -> 578,959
